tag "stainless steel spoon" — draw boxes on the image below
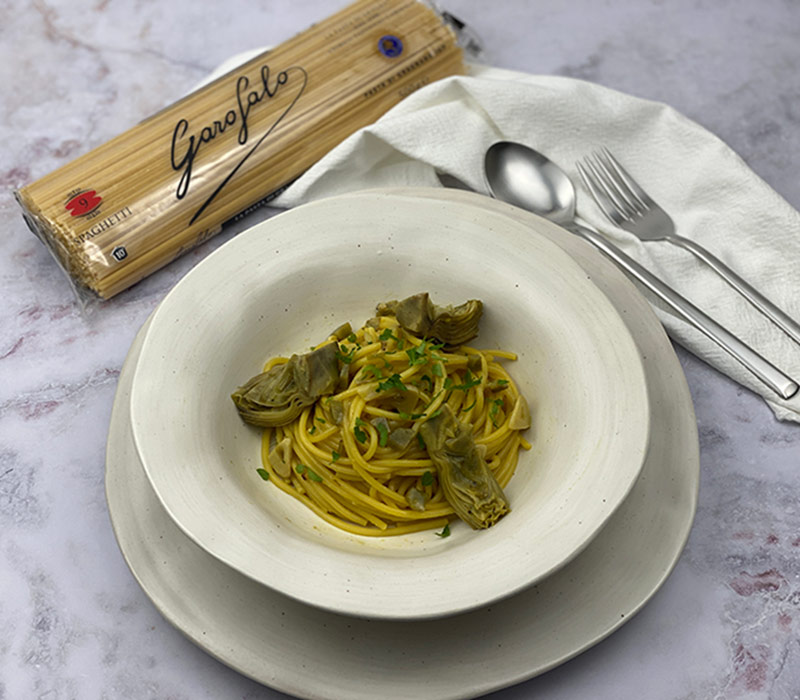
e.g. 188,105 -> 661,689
483,140 -> 798,400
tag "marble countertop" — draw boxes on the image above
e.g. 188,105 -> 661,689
2,0 -> 799,698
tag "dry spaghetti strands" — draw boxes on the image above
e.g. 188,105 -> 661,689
14,0 -> 465,302
255,314 -> 531,537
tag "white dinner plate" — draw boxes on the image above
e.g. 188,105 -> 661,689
128,188 -> 650,619
105,188 -> 699,700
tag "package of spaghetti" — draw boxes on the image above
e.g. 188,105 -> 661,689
14,0 -> 473,305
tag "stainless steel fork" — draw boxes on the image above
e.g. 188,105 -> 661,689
577,148 -> 800,346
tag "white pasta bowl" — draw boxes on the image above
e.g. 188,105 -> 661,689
129,188 -> 651,620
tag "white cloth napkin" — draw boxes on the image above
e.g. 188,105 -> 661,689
204,57 -> 800,422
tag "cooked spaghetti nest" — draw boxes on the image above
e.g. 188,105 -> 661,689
255,314 -> 532,537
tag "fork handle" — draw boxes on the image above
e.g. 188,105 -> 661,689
569,224 -> 799,400
667,234 -> 800,346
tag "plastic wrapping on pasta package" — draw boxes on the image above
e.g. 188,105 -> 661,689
14,0 -> 469,305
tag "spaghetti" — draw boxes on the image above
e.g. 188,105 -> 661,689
251,311 -> 531,537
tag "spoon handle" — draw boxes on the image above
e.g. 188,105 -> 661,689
570,224 -> 798,400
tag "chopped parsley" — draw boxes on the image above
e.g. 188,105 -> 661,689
405,342 -> 428,366
436,523 -> 451,538
431,362 -> 444,378
376,421 -> 389,447
421,470 -> 434,486
347,332 -> 358,343
452,370 -> 481,391
256,468 -> 270,481
295,463 -> 322,481
417,433 -> 426,450
489,398 -> 504,426
336,344 -> 356,364
377,373 -> 407,392
379,328 -> 397,342
331,450 -> 340,462
354,418 -> 368,444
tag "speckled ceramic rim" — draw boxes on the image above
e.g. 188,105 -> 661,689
128,189 -> 651,620
106,188 -> 698,699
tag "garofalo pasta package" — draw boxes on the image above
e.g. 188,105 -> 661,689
14,0 -> 472,304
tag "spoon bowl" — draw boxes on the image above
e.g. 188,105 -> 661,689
484,141 -> 576,226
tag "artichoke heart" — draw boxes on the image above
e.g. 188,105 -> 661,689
376,292 -> 483,345
231,343 -> 340,427
419,405 -> 510,529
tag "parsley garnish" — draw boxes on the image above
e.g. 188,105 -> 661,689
490,398 -> 504,426
461,399 -> 477,412
436,524 -> 451,538
256,468 -> 270,481
354,418 -> 368,444
295,464 -> 323,481
376,421 -> 389,447
379,328 -> 397,342
495,379 -> 509,387
336,344 -> 356,364
452,370 -> 481,391
308,425 -> 317,435
417,433 -> 426,450
421,471 -> 434,486
347,333 -> 358,343
377,373 -> 407,392
405,341 -> 428,366
431,362 -> 444,378
331,451 -> 340,462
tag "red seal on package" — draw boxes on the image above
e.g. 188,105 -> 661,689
65,190 -> 102,217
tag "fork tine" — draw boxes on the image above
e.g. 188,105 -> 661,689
599,147 -> 652,208
591,150 -> 644,215
582,155 -> 637,220
576,161 -> 629,226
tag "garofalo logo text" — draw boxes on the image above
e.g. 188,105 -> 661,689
170,64 -> 308,225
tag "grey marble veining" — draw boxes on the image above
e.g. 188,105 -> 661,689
2,1 -> 799,698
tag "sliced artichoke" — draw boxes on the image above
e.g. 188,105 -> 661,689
328,322 -> 353,341
231,343 -> 340,428
508,395 -> 531,430
268,437 -> 293,478
376,293 -> 483,345
419,405 -> 510,529
406,487 -> 428,512
387,426 -> 414,451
